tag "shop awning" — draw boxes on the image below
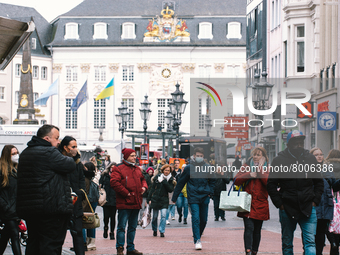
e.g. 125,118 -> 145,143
0,17 -> 35,70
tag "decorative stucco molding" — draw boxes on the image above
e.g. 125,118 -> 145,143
181,63 -> 195,73
137,63 -> 152,73
109,63 -> 119,73
214,63 -> 225,73
80,64 -> 90,73
53,64 -> 62,73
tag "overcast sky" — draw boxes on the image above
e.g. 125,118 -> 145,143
0,0 -> 83,22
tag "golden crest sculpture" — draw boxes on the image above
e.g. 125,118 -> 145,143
143,7 -> 190,42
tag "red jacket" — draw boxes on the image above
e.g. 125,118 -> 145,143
234,161 -> 270,221
110,161 -> 148,210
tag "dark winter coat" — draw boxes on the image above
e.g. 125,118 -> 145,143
147,173 -> 175,210
267,148 -> 324,220
17,136 -> 76,217
142,170 -> 152,198
99,169 -> 116,207
68,158 -> 86,218
316,159 -> 340,220
234,159 -> 270,221
110,161 -> 148,210
213,178 -> 230,196
172,162 -> 216,204
0,168 -> 19,221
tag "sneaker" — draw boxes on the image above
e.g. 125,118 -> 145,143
183,218 -> 187,224
178,214 -> 182,223
172,217 -> 175,220
214,218 -> 218,221
160,233 -> 165,237
166,220 -> 170,225
153,231 -> 157,236
221,217 -> 226,221
195,240 -> 202,250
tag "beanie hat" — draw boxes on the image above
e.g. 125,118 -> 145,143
286,130 -> 305,144
146,167 -> 154,173
122,148 -> 136,160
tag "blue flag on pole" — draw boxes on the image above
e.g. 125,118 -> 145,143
34,78 -> 58,105
71,80 -> 88,111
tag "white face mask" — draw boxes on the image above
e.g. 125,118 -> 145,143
11,154 -> 19,163
195,157 -> 204,163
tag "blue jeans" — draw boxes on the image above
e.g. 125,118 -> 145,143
82,202 -> 97,243
116,209 -> 139,251
176,194 -> 189,218
279,207 -> 317,255
166,204 -> 176,220
189,196 -> 210,243
152,208 -> 167,233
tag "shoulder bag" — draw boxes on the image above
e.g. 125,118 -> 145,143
80,189 -> 100,229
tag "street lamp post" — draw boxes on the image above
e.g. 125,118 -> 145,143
169,83 -> 188,158
139,95 -> 152,144
205,114 -> 212,137
115,101 -> 130,161
251,72 -> 273,145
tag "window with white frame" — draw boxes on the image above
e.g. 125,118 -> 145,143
227,22 -> 242,39
199,65 -> 211,78
33,92 -> 39,103
226,65 -> 241,77
157,98 -> 172,128
94,66 -> 106,82
15,91 -> 19,104
93,22 -> 108,39
66,99 -> 78,129
94,99 -> 106,129
296,25 -> 305,73
122,66 -> 134,81
15,64 -> 21,77
198,22 -> 213,39
66,66 -> 78,82
0,87 -> 4,100
122,98 -> 134,129
33,66 -> 39,79
121,22 -> 136,39
199,97 -> 211,129
64,23 -> 79,40
31,38 -> 36,50
41,67 -> 47,79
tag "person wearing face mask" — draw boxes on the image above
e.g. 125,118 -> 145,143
110,148 -> 148,255
171,147 -> 216,250
147,164 -> 176,237
267,130 -> 324,255
0,145 -> 21,255
59,136 -> 86,255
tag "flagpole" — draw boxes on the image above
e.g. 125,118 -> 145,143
85,77 -> 88,145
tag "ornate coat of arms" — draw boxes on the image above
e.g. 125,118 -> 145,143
143,7 -> 190,42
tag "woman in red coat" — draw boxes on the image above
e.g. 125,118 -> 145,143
234,147 -> 270,255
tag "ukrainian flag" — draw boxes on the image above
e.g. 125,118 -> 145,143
95,78 -> 114,101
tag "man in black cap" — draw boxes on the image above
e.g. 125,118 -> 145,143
267,130 -> 324,255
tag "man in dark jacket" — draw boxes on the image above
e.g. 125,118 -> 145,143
17,124 -> 76,255
267,130 -> 324,255
172,147 -> 216,250
110,148 -> 148,255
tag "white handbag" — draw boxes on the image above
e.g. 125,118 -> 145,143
219,179 -> 252,212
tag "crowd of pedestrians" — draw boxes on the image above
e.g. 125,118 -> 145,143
2,126 -> 340,255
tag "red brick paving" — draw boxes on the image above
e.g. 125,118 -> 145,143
63,227 -> 330,254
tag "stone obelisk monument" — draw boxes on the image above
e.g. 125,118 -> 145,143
13,39 -> 38,124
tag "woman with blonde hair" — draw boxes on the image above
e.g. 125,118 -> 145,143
0,145 -> 21,255
148,164 -> 176,237
234,147 -> 270,255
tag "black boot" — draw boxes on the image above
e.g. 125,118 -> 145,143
183,218 -> 187,224
103,227 -> 108,238
179,214 -> 182,223
110,232 -> 115,240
